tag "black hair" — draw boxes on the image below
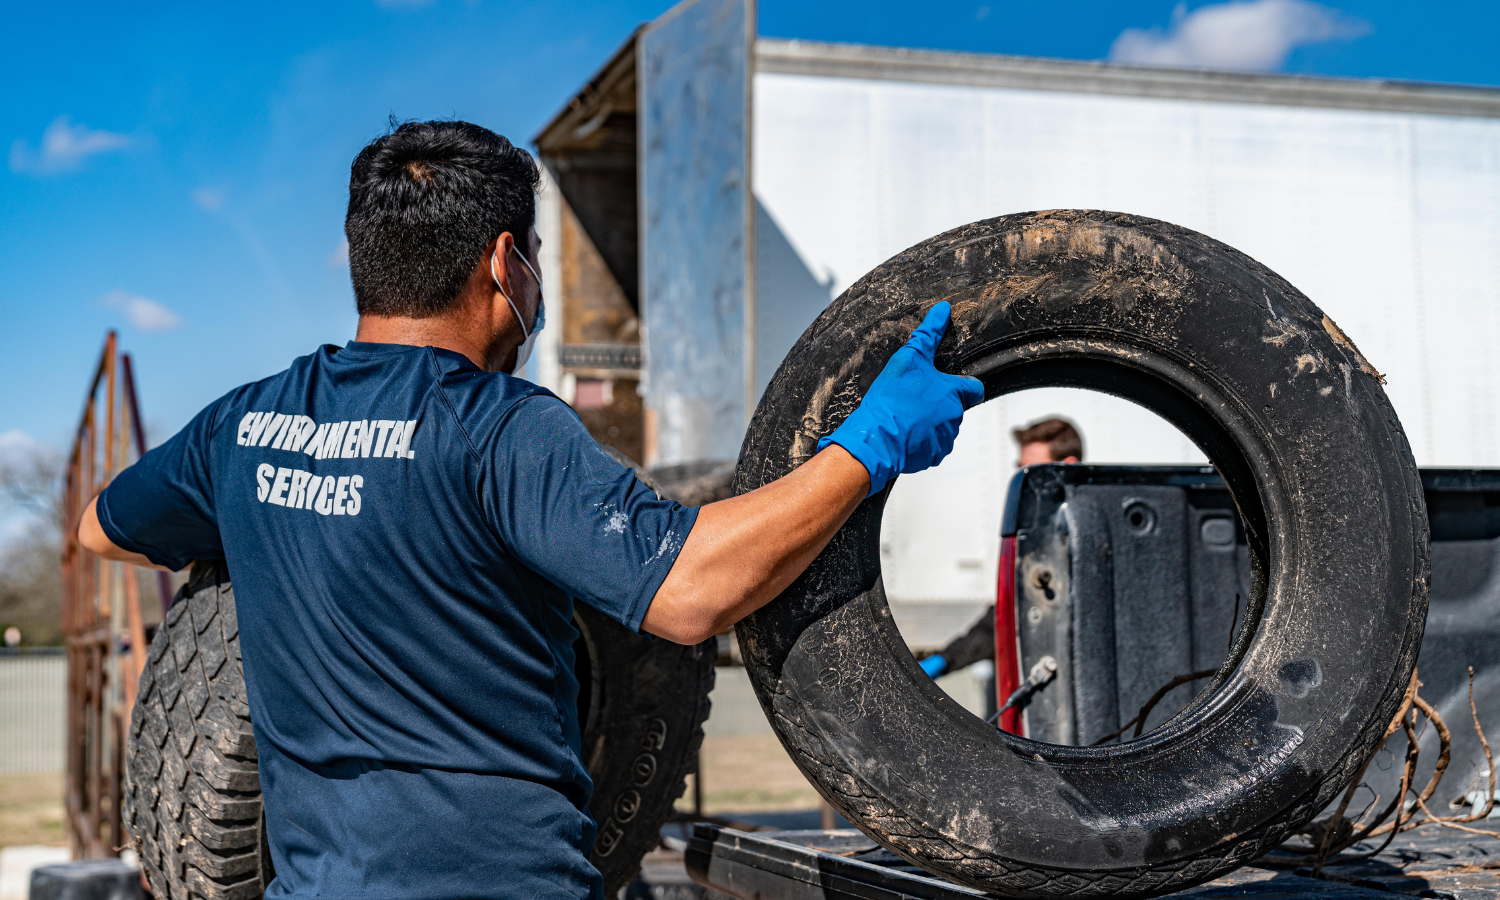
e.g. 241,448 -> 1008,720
345,119 -> 540,317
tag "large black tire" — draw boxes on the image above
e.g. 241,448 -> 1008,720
126,456 -> 715,899
734,210 -> 1429,898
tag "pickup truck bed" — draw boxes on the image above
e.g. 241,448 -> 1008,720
1004,465 -> 1500,806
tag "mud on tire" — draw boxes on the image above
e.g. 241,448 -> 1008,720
734,210 -> 1429,898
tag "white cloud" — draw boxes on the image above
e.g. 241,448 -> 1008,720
9,115 -> 131,175
329,237 -> 350,267
102,290 -> 182,332
192,187 -> 226,211
1109,0 -> 1369,72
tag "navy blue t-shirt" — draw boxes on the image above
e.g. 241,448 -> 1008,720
97,342 -> 699,900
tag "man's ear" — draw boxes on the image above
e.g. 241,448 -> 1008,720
487,233 -> 512,293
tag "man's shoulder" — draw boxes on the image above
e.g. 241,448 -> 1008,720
188,346 -> 348,439
437,368 -> 575,450
207,345 -> 579,454
215,347 -> 333,407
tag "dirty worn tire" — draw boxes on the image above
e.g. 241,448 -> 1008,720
734,210 -> 1429,898
125,447 -> 715,899
124,564 -> 268,900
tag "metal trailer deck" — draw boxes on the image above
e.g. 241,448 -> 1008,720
677,825 -> 1500,900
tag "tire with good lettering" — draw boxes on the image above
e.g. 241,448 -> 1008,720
124,454 -> 715,899
734,210 -> 1428,898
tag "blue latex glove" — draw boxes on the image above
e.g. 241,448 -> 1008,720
920,654 -> 948,678
817,302 -> 984,496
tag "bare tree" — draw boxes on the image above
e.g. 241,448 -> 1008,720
0,530 -> 63,645
0,440 -> 64,645
0,439 -> 64,530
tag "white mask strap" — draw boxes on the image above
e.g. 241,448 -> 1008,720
491,249 -> 531,341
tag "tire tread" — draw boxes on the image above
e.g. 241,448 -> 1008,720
125,568 -> 267,900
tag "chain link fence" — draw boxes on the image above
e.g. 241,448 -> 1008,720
0,649 -> 66,775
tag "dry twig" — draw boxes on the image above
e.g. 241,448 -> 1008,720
1277,666 -> 1500,873
1092,669 -> 1217,745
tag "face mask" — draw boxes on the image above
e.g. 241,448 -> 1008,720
492,246 -> 546,374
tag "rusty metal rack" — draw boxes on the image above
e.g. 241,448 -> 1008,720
59,331 -> 171,859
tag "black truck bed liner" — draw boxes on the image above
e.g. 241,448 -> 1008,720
1005,465 -> 1500,803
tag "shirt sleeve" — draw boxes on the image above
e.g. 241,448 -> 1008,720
482,396 -> 700,633
95,396 -> 228,572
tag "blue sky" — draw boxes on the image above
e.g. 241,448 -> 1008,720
2,0 -> 1498,461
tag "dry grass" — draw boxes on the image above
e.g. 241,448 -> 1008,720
678,733 -> 822,814
0,772 -> 65,848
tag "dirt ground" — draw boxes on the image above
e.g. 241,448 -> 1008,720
0,772 -> 65,848
677,733 -> 822,813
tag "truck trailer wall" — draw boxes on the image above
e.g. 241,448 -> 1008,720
749,54 -> 1500,609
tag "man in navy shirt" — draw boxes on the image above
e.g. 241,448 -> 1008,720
79,120 -> 982,899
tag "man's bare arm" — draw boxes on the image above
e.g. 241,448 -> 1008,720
642,446 -> 868,644
640,302 -> 983,645
78,496 -> 173,571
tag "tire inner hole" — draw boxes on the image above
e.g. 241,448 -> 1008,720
885,383 -> 1262,748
